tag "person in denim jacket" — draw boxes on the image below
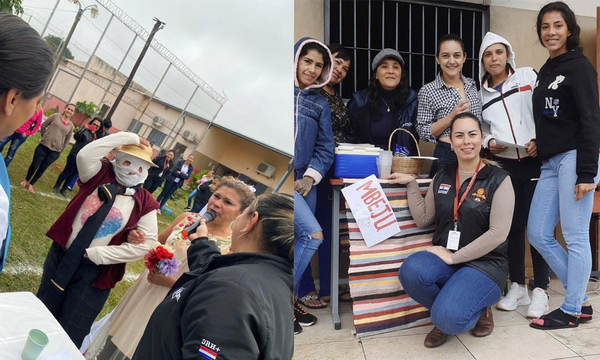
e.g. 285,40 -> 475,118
293,37 -> 334,332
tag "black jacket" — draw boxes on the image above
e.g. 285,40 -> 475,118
347,88 -> 419,155
532,51 -> 600,184
69,127 -> 95,156
165,160 -> 193,188
432,163 -> 510,290
194,180 -> 213,208
132,237 -> 294,360
147,155 -> 173,181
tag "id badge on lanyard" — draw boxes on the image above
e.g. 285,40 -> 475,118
448,160 -> 481,251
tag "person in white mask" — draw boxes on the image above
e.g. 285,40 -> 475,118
36,131 -> 160,348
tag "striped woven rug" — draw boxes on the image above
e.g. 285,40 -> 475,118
345,180 -> 435,338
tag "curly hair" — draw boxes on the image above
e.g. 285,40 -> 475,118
210,176 -> 256,211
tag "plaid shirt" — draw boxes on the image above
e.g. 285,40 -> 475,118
416,73 -> 482,143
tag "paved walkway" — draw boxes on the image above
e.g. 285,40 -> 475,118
295,279 -> 600,360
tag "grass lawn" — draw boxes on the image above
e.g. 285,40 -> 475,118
0,133 -> 192,318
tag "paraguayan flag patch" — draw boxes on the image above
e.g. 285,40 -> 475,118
438,184 -> 451,194
199,338 -> 220,359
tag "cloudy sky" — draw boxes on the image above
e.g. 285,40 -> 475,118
21,0 -> 294,155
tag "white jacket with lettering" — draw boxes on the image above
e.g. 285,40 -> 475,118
479,32 -> 537,160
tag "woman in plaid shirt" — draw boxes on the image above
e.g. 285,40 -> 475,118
417,34 -> 482,177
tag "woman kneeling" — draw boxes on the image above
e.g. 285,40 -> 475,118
386,112 -> 514,348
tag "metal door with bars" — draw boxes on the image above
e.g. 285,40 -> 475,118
326,0 -> 489,99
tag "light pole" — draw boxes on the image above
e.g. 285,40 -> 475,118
47,0 -> 99,91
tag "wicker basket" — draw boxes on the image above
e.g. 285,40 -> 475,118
388,128 -> 424,175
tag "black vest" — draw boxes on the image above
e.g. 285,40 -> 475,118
432,163 -> 510,290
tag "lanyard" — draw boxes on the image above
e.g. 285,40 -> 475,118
453,159 -> 482,230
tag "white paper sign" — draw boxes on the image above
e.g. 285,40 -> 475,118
341,175 -> 400,247
494,139 -> 527,150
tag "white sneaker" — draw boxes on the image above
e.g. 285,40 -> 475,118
497,283 -> 530,311
526,287 -> 549,318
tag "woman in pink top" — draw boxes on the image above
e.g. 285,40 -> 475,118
0,102 -> 43,166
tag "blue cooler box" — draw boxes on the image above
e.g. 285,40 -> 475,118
334,145 -> 382,178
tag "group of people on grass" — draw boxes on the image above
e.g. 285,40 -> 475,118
0,98 -> 112,196
294,0 -> 600,347
0,12 -> 294,359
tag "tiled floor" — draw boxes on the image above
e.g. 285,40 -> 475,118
295,279 -> 600,360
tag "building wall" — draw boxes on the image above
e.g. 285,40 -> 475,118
46,58 -> 293,194
295,0 -> 325,41
490,6 -> 596,71
196,126 -> 293,194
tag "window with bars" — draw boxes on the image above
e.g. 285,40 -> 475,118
326,0 -> 488,99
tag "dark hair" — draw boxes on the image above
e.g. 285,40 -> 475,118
449,112 -> 483,135
167,149 -> 175,154
0,14 -> 54,99
481,43 -> 514,86
103,118 -> 112,129
536,1 -> 582,53
436,34 -> 466,56
299,42 -> 331,73
90,117 -> 102,125
65,103 -> 76,110
328,43 -> 352,62
247,193 -> 293,262
367,60 -> 410,118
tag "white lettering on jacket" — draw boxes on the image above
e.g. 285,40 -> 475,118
548,75 -> 565,90
545,97 -> 560,118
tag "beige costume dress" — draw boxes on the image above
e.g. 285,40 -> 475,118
84,213 -> 231,360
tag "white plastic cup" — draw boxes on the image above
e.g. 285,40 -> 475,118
378,150 -> 393,160
21,329 -> 48,360
378,158 -> 392,178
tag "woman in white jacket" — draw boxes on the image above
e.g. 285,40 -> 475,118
479,32 -> 549,318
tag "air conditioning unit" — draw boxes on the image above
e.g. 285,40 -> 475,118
256,162 -> 277,178
152,117 -> 163,127
182,130 -> 196,142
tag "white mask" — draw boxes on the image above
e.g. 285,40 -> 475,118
114,152 -> 150,188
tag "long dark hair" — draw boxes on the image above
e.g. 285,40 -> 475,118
366,61 -> 410,120
536,1 -> 582,53
0,13 -> 53,99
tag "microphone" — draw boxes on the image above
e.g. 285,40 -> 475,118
181,210 -> 216,238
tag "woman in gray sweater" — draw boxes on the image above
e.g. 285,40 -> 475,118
20,103 -> 75,193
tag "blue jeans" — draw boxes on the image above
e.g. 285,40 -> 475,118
187,188 -> 198,207
527,150 -> 600,315
294,188 -> 322,296
399,251 -> 501,335
429,142 -> 457,178
298,174 -> 334,298
0,132 -> 27,167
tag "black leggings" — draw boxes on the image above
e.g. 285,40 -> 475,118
54,153 -> 78,191
26,144 -> 61,185
498,157 -> 550,290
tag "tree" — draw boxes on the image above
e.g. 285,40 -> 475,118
44,34 -> 74,60
75,101 -> 98,118
0,0 -> 24,15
